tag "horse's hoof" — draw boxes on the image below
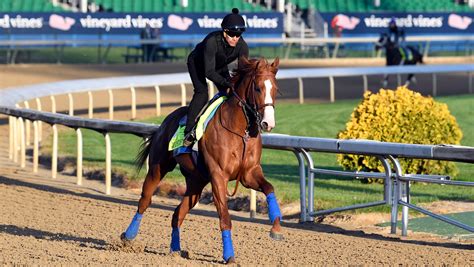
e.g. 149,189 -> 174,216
120,232 -> 133,244
269,230 -> 284,241
225,256 -> 236,264
170,250 -> 182,257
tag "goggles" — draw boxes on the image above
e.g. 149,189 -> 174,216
225,30 -> 242,38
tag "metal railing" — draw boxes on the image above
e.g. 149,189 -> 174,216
3,106 -> 473,236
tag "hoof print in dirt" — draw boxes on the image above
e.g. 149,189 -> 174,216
105,233 -> 145,253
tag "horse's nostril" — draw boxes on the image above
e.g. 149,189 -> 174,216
261,121 -> 268,129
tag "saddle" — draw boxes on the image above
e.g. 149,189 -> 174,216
169,94 -> 228,155
398,46 -> 413,62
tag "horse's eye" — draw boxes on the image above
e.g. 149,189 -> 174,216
255,86 -> 261,93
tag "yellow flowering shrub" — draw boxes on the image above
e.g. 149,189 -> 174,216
337,87 -> 463,182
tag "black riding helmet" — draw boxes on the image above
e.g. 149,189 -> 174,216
221,8 -> 246,34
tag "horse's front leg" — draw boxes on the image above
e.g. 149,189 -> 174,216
210,175 -> 236,263
244,165 -> 283,240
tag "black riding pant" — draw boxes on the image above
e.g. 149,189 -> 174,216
185,56 -> 209,134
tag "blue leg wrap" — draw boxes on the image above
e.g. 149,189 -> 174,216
124,212 -> 142,240
221,230 -> 235,262
170,227 -> 181,252
266,192 -> 282,224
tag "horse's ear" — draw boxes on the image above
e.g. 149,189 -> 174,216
271,57 -> 279,73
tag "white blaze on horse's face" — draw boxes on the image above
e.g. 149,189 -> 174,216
261,79 -> 275,132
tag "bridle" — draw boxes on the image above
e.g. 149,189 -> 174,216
232,72 -> 275,134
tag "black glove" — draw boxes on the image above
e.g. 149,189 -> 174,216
223,80 -> 233,90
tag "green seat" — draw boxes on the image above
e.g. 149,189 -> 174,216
132,0 -> 142,12
213,1 -> 224,12
327,0 -> 336,12
232,0 -> 243,9
101,0 -> 113,9
315,0 -> 328,12
11,0 -> 22,11
152,0 -> 163,12
346,0 -> 356,12
143,0 -> 153,12
0,0 -> 12,12
163,5 -> 172,12
43,2 -> 54,11
192,1 -> 204,12
173,5 -> 183,12
32,1 -> 43,12
182,1 -> 193,12
300,0 -> 309,9
122,0 -> 132,12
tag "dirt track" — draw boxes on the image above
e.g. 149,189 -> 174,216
0,63 -> 473,265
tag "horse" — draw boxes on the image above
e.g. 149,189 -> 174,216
121,57 -> 283,263
375,33 -> 423,87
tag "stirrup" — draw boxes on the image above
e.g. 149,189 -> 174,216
182,131 -> 196,147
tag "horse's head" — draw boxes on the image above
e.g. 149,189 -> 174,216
375,33 -> 388,51
231,57 -> 279,132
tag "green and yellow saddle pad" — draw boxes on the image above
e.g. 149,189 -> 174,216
169,96 -> 227,151
399,47 -> 413,61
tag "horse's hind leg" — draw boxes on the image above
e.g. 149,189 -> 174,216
122,157 -> 176,241
382,74 -> 389,88
170,154 -> 209,253
405,73 -> 416,86
244,165 -> 283,241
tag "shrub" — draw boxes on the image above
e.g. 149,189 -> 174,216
337,87 -> 463,182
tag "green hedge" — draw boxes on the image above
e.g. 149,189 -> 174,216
337,87 -> 463,182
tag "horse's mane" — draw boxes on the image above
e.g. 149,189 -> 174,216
230,57 -> 269,88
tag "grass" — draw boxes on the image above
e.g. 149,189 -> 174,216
42,94 -> 474,212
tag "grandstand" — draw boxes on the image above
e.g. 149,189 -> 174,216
0,0 -> 472,13
0,0 -> 471,64
0,0 -> 68,12
91,0 -> 268,12
290,0 -> 473,12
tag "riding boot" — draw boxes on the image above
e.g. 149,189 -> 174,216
184,88 -> 209,147
184,95 -> 212,147
182,130 -> 196,147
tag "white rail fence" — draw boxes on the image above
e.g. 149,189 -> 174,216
1,64 -> 473,236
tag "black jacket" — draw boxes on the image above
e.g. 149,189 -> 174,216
388,27 -> 405,47
187,31 -> 249,90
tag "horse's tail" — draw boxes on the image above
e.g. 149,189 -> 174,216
134,107 -> 188,174
418,52 -> 424,64
134,131 -> 156,174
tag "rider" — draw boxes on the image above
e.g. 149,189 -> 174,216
182,8 -> 249,147
387,17 -> 405,48
388,17 -> 414,64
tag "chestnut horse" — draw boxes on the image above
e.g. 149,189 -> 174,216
121,57 -> 283,263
